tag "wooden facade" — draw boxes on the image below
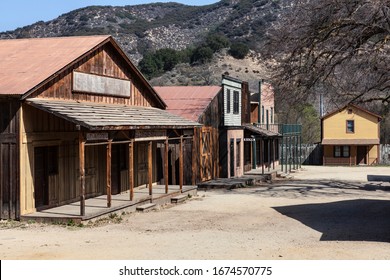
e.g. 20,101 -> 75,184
321,104 -> 381,166
0,36 -> 198,219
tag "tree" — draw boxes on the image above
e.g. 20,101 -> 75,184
205,33 -> 230,52
228,42 -> 249,59
264,0 -> 390,106
191,46 -> 214,64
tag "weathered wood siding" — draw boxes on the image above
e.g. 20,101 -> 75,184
29,44 -> 158,108
0,100 -> 20,220
222,78 -> 242,127
20,104 -> 107,214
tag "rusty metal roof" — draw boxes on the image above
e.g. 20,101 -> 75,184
0,36 -> 111,96
26,98 -> 200,130
322,139 -> 380,145
154,86 -> 221,122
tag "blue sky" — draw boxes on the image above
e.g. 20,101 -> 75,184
0,0 -> 219,32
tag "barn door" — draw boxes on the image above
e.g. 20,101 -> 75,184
200,127 -> 212,181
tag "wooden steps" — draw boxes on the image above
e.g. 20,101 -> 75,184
136,203 -> 157,212
171,194 -> 188,204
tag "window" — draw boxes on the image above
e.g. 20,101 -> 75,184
226,89 -> 231,114
270,107 -> 274,124
233,91 -> 240,114
346,120 -> 354,133
334,145 -> 350,158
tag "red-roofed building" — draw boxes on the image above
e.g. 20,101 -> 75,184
0,36 -> 199,221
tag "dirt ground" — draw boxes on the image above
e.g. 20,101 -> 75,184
1,166 -> 390,260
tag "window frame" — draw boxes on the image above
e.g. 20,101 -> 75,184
226,89 -> 231,114
233,90 -> 240,114
334,145 -> 350,158
346,120 -> 355,133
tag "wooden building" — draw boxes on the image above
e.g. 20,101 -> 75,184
154,86 -> 222,183
321,104 -> 381,165
0,36 -> 199,220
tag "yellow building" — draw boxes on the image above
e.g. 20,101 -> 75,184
321,104 -> 382,165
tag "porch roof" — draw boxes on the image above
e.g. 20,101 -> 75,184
26,98 -> 201,130
322,139 -> 380,145
243,124 -> 281,137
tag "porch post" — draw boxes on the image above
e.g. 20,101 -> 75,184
148,141 -> 153,196
129,140 -> 134,201
261,138 -> 264,174
79,132 -> 86,216
106,140 -> 112,208
191,132 -> 196,185
165,138 -> 169,194
252,137 -> 257,169
179,135 -> 184,193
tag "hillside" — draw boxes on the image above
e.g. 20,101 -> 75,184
0,0 -> 284,64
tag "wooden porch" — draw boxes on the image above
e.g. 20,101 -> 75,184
20,185 -> 197,223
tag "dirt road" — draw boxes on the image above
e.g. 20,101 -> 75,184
1,166 -> 390,260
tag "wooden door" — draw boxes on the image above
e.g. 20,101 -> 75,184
136,143 -> 148,187
230,139 -> 235,177
200,127 -> 212,181
34,147 -> 48,209
357,146 -> 367,165
111,145 -> 120,195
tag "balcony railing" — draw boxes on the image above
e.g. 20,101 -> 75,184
255,123 -> 302,135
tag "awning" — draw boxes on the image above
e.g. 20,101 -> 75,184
26,98 -> 201,130
322,139 -> 380,145
243,124 -> 281,137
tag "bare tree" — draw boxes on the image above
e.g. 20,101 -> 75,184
264,0 -> 390,107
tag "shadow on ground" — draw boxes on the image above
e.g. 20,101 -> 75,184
273,199 -> 390,242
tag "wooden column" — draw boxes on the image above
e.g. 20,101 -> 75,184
129,140 -> 134,201
106,140 -> 112,208
164,138 -> 169,194
79,132 -> 86,216
191,133 -> 196,185
179,135 -> 184,193
148,141 -> 153,196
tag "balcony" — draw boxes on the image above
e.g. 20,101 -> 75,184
255,123 -> 302,135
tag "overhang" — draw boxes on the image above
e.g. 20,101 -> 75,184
243,124 -> 281,137
26,98 -> 201,131
321,139 -> 380,145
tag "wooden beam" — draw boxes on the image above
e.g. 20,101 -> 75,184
129,140 -> 134,201
164,138 -> 169,194
106,140 -> 112,208
79,132 -> 86,216
179,135 -> 184,192
148,141 -> 153,197
191,131 -> 196,185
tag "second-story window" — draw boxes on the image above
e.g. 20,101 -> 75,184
261,105 -> 265,124
226,89 -> 231,114
271,107 -> 274,124
233,91 -> 239,114
346,120 -> 354,133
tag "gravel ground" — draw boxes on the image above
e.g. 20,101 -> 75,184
1,166 -> 390,260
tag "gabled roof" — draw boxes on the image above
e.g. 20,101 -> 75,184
27,98 -> 200,131
0,36 -> 166,108
154,86 -> 222,122
321,104 -> 382,121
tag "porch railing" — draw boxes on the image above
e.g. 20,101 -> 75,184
323,156 -> 356,166
255,123 -> 302,135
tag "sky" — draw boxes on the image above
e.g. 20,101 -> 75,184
0,0 -> 219,32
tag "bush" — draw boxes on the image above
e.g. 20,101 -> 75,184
205,34 -> 230,52
191,46 -> 213,64
228,42 -> 249,59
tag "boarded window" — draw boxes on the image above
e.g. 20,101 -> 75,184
236,139 -> 241,167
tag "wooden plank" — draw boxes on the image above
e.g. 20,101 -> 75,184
79,132 -> 86,216
164,138 -> 169,194
106,140 -> 112,207
179,135 -> 183,192
148,141 -> 153,196
192,131 -> 196,185
129,140 -> 134,201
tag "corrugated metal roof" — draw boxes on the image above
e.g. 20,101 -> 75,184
322,139 -> 380,145
0,35 -> 110,96
243,124 -> 281,137
154,86 -> 221,122
26,98 -> 200,130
